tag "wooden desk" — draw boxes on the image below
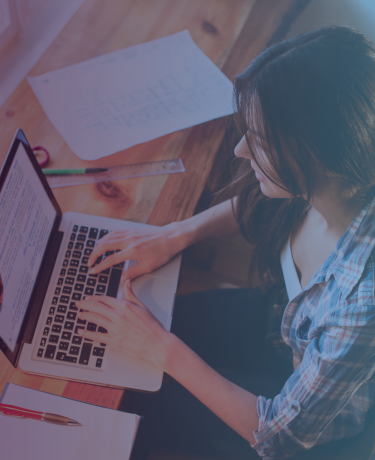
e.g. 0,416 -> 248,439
0,0 -> 308,409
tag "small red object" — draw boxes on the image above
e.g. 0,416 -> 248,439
32,145 -> 50,167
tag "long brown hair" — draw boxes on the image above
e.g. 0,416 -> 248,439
226,26 -> 375,285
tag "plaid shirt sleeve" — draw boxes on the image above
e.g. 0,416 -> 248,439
251,305 -> 375,458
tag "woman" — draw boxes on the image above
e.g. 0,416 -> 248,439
78,26 -> 375,458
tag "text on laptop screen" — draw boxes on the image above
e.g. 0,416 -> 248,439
0,142 -> 57,351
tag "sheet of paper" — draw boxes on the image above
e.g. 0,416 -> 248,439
27,30 -> 234,161
0,384 -> 140,460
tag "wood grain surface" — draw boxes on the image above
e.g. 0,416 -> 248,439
0,0 -> 309,409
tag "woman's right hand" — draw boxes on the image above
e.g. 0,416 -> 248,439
87,222 -> 185,282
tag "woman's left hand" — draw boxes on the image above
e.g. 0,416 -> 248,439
76,280 -> 172,368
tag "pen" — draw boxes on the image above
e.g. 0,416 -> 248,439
0,403 -> 82,426
42,168 -> 108,175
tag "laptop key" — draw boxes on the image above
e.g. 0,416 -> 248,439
96,358 -> 103,368
72,335 -> 82,345
77,274 -> 86,283
67,242 -> 73,250
62,331 -> 72,340
72,292 -> 82,301
82,256 -> 89,264
68,268 -> 77,276
69,302 -> 78,311
73,225 -> 78,232
63,286 -> 72,294
85,287 -> 94,295
75,325 -> 85,334
64,355 -> 77,363
98,326 -> 107,334
77,318 -> 86,325
65,250 -> 71,258
65,277 -> 74,285
44,345 -> 56,359
52,325 -> 62,333
60,295 -> 70,304
79,343 -> 92,365
57,277 -> 64,286
49,307 -> 55,315
79,265 -> 89,274
57,305 -> 67,313
101,268 -> 110,275
52,297 -> 58,305
75,242 -> 84,250
70,233 -> 76,241
74,283 -> 84,292
98,275 -> 108,284
55,315 -> 64,323
73,250 -> 82,259
107,269 -> 122,298
59,341 -> 69,351
62,259 -> 69,268
89,228 -> 98,239
67,312 -> 76,320
40,338 -> 46,347
96,284 -> 106,294
84,248 -> 93,256
70,259 -> 79,267
93,347 -> 105,357
64,321 -> 75,330
99,229 -> 109,239
46,317 -> 52,325
77,234 -> 86,242
43,327 -> 50,336
37,348 -> 44,358
49,335 -> 59,344
87,278 -> 96,287
86,240 -> 95,248
54,287 -> 61,295
56,352 -> 77,363
87,322 -> 97,332
69,346 -> 80,356
80,226 -> 88,234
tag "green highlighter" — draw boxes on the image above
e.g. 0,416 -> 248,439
42,168 -> 108,175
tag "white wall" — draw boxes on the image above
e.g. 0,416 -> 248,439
287,0 -> 375,43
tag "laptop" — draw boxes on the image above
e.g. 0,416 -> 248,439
0,129 -> 181,391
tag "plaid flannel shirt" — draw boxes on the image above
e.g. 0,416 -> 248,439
252,196 -> 375,458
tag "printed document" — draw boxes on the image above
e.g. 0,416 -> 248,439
28,30 -> 234,160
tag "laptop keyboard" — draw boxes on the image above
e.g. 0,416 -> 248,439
33,224 -> 124,371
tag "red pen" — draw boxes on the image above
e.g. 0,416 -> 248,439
0,403 -> 82,426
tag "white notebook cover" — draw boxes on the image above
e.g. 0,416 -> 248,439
0,383 -> 141,460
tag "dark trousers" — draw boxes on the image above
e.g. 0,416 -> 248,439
119,288 -> 291,459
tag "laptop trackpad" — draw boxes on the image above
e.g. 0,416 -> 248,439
117,274 -> 173,330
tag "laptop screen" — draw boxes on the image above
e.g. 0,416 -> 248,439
0,139 -> 57,351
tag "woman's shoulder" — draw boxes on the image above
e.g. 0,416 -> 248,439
326,251 -> 375,328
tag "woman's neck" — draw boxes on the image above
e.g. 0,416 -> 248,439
308,185 -> 370,241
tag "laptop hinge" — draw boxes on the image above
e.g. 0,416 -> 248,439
23,230 -> 64,346
1,229 -> 64,367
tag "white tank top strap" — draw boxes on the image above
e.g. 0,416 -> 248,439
280,237 -> 303,301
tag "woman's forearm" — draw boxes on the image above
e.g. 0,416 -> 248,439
169,197 -> 240,250
160,332 -> 259,445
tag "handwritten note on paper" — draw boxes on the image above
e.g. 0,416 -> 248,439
27,30 -> 234,161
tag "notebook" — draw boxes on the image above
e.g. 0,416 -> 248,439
0,129 -> 181,391
0,383 -> 141,460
